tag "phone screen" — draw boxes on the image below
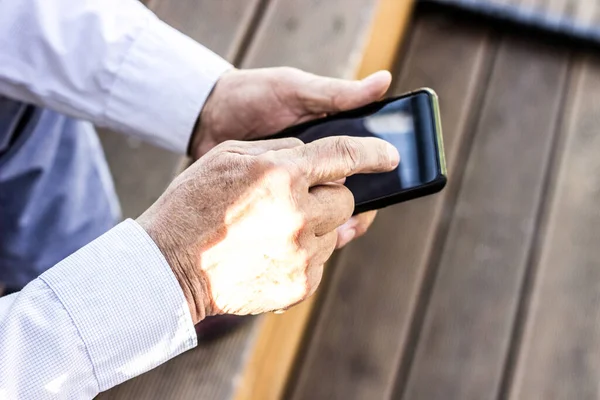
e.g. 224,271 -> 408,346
275,91 -> 445,209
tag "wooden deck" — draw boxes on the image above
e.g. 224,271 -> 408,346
99,2 -> 600,399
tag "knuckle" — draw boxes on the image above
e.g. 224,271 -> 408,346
272,67 -> 303,88
258,153 -> 298,179
280,159 -> 307,188
277,66 -> 302,76
286,137 -> 304,147
326,81 -> 343,112
246,154 -> 269,173
215,139 -> 242,151
335,137 -> 364,172
255,152 -> 279,169
242,156 -> 280,184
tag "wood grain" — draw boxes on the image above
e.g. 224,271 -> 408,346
287,14 -> 494,400
509,54 -> 600,400
402,34 -> 570,400
147,0 -> 262,62
241,0 -> 379,77
355,0 -> 416,80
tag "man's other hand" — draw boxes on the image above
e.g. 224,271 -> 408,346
138,136 -> 399,324
190,67 -> 392,159
190,67 -> 393,250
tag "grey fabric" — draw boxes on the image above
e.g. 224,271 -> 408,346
0,97 -> 120,289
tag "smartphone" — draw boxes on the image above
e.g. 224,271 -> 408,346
269,88 -> 447,214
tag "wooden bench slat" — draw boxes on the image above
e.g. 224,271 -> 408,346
403,34 -> 570,400
241,0 -> 379,76
147,0 -> 262,62
286,14 -> 493,400
508,54 -> 600,400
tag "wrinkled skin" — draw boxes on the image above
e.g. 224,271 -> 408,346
138,136 -> 399,323
190,67 -> 391,249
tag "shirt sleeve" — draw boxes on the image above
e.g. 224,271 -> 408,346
0,219 -> 197,399
0,0 -> 232,153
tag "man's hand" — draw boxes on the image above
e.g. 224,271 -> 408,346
190,67 -> 393,249
336,210 -> 377,249
190,67 -> 392,159
138,136 -> 399,324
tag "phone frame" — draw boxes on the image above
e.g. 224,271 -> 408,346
268,88 -> 447,214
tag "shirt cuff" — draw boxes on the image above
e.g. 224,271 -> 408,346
104,15 -> 232,154
40,219 -> 197,391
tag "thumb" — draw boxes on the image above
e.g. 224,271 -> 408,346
297,70 -> 392,114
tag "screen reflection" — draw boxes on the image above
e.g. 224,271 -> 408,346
293,93 -> 439,205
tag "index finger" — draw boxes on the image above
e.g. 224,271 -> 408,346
290,136 -> 399,186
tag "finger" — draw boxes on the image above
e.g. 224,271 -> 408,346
305,230 -> 337,298
297,70 -> 392,114
307,183 -> 354,236
336,210 -> 377,249
310,230 -> 338,268
289,136 -> 399,186
351,210 -> 377,237
221,137 -> 304,155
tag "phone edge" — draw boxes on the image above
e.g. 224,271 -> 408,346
414,87 -> 447,178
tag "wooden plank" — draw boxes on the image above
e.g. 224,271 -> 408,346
98,0 -> 261,218
355,0 -> 416,80
402,35 -> 570,400
233,1 -> 400,399
99,322 -> 259,400
241,0 -> 380,77
287,13 -> 494,400
508,54 -> 600,400
147,0 -> 262,62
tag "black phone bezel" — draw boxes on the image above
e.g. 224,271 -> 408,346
265,89 -> 447,214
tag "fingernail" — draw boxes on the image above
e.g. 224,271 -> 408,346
361,70 -> 391,86
361,72 -> 380,85
387,144 -> 400,168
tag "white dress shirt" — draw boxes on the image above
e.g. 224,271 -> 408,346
0,0 -> 232,398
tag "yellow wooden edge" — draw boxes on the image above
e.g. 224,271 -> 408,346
233,1 -> 416,399
355,0 -> 416,80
